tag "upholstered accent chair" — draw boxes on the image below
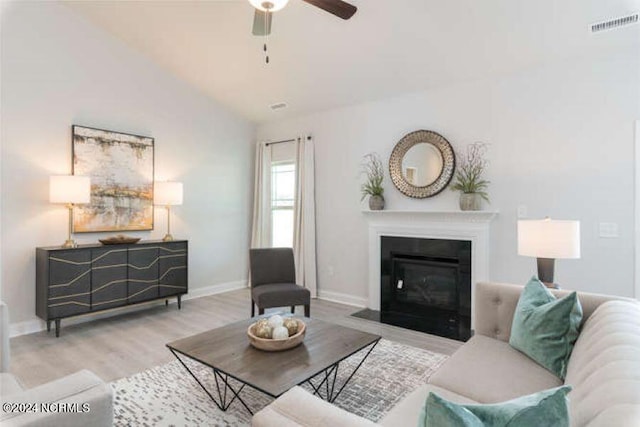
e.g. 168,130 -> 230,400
249,248 -> 311,317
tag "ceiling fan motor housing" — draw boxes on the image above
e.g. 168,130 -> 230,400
249,0 -> 289,12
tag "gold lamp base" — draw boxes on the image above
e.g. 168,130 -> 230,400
62,239 -> 77,248
162,234 -> 174,242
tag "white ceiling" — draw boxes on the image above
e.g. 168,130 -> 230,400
64,0 -> 640,123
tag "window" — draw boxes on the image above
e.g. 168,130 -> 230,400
271,162 -> 295,247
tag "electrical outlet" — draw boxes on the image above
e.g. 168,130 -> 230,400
598,222 -> 619,238
517,205 -> 528,219
327,266 -> 335,277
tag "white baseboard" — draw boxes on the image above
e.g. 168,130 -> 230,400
9,280 -> 249,338
9,319 -> 43,338
184,280 -> 247,300
317,290 -> 367,308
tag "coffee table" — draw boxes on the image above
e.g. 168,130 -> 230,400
166,317 -> 381,415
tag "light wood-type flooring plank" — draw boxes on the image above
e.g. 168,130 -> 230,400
9,288 -> 462,388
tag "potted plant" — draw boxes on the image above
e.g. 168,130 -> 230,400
451,142 -> 490,211
360,153 -> 385,210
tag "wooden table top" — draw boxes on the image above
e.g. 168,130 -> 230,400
166,317 -> 381,397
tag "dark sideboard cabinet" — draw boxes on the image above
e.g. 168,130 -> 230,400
36,240 -> 188,337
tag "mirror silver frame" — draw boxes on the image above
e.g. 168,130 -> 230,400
389,130 -> 455,199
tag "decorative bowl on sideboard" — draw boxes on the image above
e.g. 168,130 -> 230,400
99,236 -> 141,245
247,319 -> 306,352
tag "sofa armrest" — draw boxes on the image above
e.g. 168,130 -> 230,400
252,386 -> 378,427
474,281 -> 637,342
0,369 -> 113,427
0,301 -> 9,373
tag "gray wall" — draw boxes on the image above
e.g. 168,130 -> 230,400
1,2 -> 255,329
258,48 -> 640,303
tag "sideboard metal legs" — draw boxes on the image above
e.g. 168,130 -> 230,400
166,296 -> 182,309
46,319 -> 61,337
46,296 -> 182,339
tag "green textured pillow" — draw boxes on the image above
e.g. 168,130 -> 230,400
509,277 -> 582,379
418,386 -> 572,427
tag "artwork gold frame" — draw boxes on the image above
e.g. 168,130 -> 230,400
72,125 -> 154,233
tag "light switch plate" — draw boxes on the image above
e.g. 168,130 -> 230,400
599,222 -> 619,238
517,205 -> 528,218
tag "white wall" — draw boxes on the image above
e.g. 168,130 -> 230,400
258,47 -> 640,302
1,2 -> 255,329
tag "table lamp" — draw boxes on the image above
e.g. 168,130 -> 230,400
155,181 -> 183,241
517,217 -> 580,288
49,175 -> 91,248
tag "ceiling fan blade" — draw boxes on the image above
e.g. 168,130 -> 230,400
301,0 -> 357,20
252,9 -> 272,36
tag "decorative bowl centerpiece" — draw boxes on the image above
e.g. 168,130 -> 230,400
247,315 -> 306,352
99,235 -> 141,245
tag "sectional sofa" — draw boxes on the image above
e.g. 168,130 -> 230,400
252,282 -> 640,427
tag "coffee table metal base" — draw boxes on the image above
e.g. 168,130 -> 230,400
169,339 -> 380,416
305,340 -> 379,403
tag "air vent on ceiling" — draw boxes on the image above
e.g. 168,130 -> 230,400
270,102 -> 288,111
590,13 -> 638,33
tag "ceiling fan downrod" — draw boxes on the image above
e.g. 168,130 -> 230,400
263,10 -> 270,64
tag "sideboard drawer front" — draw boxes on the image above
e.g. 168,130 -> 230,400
128,246 -> 159,303
36,240 -> 188,334
91,248 -> 128,311
158,243 -> 188,297
48,251 -> 92,300
48,295 -> 91,318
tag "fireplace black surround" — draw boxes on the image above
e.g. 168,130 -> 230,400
381,236 -> 471,341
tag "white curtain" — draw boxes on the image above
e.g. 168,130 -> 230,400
293,136 -> 317,297
250,142 -> 272,248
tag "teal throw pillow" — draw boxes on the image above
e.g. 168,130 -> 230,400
509,277 -> 582,379
418,386 -> 572,427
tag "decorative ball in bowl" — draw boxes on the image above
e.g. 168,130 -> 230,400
247,315 -> 306,352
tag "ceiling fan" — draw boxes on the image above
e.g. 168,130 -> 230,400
248,0 -> 357,36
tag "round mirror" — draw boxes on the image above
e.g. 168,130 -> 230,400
401,143 -> 444,186
389,130 -> 455,198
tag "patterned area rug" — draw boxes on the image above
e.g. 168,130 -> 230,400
111,339 -> 448,426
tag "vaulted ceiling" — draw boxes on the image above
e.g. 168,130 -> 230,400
64,0 -> 639,123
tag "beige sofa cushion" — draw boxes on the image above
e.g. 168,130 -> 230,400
429,335 -> 562,403
564,300 -> 640,427
0,370 -> 112,427
474,282 -> 633,343
252,386 -> 377,427
380,384 -> 477,427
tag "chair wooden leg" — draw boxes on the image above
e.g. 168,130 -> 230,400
258,307 -> 265,315
304,304 -> 310,317
291,306 -> 295,314
251,300 -> 255,317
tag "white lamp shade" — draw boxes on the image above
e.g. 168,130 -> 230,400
155,181 -> 183,206
249,0 -> 289,12
49,175 -> 91,204
518,218 -> 581,259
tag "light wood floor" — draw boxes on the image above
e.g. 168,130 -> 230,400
9,288 -> 462,388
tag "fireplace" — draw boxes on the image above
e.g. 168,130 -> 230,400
381,236 -> 471,341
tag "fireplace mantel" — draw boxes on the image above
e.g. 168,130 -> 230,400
363,209 -> 499,327
361,210 -> 498,223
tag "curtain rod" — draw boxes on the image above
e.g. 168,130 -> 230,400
265,136 -> 312,146
265,138 -> 295,146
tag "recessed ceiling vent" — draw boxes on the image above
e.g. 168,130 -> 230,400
590,13 -> 638,33
270,102 -> 288,111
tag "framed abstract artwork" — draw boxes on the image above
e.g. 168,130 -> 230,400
72,125 -> 154,233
